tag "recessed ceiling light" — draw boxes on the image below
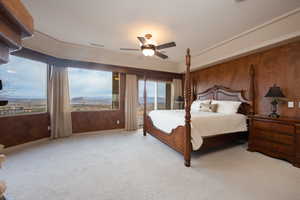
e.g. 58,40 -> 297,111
89,43 -> 105,48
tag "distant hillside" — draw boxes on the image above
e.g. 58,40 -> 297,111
71,96 -> 113,105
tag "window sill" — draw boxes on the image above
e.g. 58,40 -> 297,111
0,112 -> 48,118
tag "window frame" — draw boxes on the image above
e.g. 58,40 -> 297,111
68,67 -> 121,112
0,55 -> 49,117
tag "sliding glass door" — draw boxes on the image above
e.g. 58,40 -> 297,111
138,79 -> 171,127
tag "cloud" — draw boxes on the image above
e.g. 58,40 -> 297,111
0,56 -> 47,98
68,68 -> 113,98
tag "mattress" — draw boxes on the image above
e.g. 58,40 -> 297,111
148,110 -> 247,150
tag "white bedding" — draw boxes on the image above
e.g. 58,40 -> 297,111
148,110 -> 247,150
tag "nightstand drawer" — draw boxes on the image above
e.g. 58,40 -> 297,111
252,129 -> 294,145
297,125 -> 300,134
252,139 -> 293,156
253,120 -> 294,134
296,125 -> 300,159
249,115 -> 300,168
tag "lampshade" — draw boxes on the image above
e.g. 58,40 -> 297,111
176,96 -> 184,102
265,84 -> 285,98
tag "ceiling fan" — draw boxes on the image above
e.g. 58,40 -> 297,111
120,34 -> 176,59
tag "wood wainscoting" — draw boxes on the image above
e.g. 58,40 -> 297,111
0,113 -> 50,147
71,110 -> 125,133
191,41 -> 300,118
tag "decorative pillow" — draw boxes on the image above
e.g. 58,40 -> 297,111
199,103 -> 218,112
211,100 -> 241,114
191,100 -> 211,111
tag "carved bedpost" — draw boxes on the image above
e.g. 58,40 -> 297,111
184,49 -> 192,167
192,78 -> 196,101
249,65 -> 255,115
143,75 -> 147,136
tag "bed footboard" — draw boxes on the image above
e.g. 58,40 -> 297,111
142,49 -> 192,167
144,115 -> 186,154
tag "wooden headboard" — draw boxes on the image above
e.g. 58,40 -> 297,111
196,85 -> 253,115
194,65 -> 255,115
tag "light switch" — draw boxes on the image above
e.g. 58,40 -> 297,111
288,101 -> 294,108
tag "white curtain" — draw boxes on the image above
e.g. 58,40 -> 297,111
171,79 -> 183,109
125,74 -> 138,131
48,65 -> 72,139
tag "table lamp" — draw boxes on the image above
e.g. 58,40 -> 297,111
265,84 -> 285,118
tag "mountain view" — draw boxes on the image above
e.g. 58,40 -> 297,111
0,56 -> 169,117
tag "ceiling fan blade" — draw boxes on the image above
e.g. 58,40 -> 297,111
120,48 -> 140,51
155,51 -> 168,59
137,37 -> 146,45
156,42 -> 176,50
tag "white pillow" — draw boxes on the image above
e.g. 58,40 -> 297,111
211,100 -> 241,114
191,100 -> 211,111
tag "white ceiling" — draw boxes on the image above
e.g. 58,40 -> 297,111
22,0 -> 300,62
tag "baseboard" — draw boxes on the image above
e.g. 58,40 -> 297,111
73,129 -> 126,137
1,129 -> 126,153
1,138 -> 50,154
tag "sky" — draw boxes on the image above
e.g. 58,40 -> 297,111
0,56 -> 114,99
138,80 -> 166,98
138,80 -> 166,102
0,56 -> 47,99
0,55 -> 167,100
68,68 -> 113,98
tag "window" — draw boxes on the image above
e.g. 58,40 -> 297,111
0,56 -> 47,116
68,68 -> 120,111
138,80 -> 171,126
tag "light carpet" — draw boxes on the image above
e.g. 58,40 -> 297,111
1,130 -> 300,200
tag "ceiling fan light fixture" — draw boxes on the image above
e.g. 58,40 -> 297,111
141,45 -> 155,57
122,34 -> 175,59
142,48 -> 155,56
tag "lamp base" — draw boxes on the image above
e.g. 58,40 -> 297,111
269,100 -> 280,118
269,112 -> 280,118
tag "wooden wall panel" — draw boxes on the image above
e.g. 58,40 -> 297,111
191,41 -> 300,118
71,110 -> 124,133
0,113 -> 50,147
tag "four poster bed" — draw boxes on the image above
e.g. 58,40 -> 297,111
142,49 -> 255,167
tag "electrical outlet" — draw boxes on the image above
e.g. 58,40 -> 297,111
288,101 -> 294,108
116,120 -> 120,125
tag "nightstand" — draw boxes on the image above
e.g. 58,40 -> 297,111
248,115 -> 300,167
